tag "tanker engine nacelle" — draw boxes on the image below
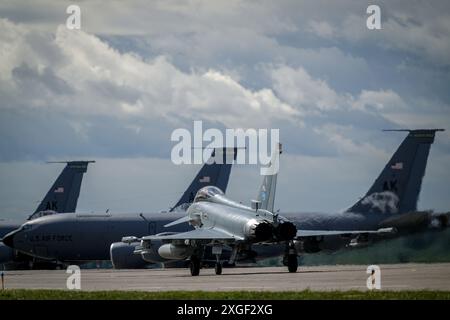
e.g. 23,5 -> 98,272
0,242 -> 14,264
110,242 -> 148,269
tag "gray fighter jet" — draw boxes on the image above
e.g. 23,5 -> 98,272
124,184 -> 302,275
0,161 -> 93,269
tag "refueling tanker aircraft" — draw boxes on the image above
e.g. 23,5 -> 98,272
120,129 -> 448,275
0,161 -> 93,269
2,148 -> 237,268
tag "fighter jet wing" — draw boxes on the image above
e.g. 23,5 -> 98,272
296,227 -> 395,237
141,228 -> 244,241
164,215 -> 191,227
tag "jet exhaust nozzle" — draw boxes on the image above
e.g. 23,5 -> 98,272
254,222 -> 274,242
275,222 -> 297,241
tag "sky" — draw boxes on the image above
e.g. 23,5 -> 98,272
0,0 -> 449,221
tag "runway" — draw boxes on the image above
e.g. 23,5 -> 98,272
2,263 -> 450,291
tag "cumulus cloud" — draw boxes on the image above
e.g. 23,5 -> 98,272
352,90 -> 406,112
307,20 -> 335,38
270,65 -> 343,112
312,124 -> 388,158
0,19 -> 301,130
0,16 -> 419,163
269,65 -> 407,117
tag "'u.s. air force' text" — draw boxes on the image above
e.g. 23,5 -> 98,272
29,234 -> 72,242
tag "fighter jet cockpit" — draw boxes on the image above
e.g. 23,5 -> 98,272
193,186 -> 224,203
193,186 -> 251,211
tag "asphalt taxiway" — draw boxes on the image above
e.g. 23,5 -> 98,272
2,263 -> 449,291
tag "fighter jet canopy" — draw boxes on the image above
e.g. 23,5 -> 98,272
194,186 -> 224,203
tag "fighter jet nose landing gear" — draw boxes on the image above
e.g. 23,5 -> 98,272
213,244 -> 223,275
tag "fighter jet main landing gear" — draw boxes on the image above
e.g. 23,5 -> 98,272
285,241 -> 298,273
189,255 -> 201,276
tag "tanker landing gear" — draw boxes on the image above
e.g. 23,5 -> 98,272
284,241 -> 298,273
215,262 -> 222,275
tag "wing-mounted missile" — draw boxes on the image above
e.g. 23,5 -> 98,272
157,243 -> 194,260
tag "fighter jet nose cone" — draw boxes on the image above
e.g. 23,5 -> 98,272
2,231 -> 16,248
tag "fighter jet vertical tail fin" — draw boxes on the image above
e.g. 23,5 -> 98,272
33,161 -> 94,215
346,129 -> 444,215
256,143 -> 282,212
170,148 -> 237,211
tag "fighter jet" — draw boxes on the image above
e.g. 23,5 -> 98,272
123,184 -> 302,276
0,161 -> 93,269
2,148 -> 236,268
